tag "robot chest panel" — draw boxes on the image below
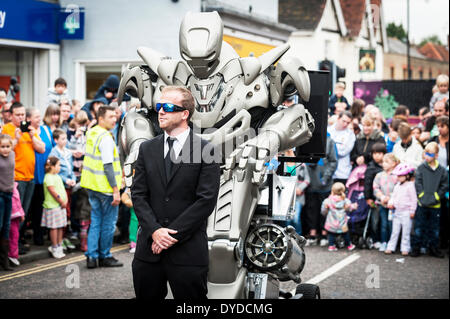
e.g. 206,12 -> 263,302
188,74 -> 225,113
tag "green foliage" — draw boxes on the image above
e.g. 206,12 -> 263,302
419,35 -> 443,47
374,88 -> 399,119
386,22 -> 407,42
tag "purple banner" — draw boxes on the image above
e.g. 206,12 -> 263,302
353,81 -> 383,105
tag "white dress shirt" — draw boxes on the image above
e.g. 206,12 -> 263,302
164,127 -> 190,159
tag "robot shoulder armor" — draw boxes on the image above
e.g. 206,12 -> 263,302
239,57 -> 261,86
158,59 -> 191,85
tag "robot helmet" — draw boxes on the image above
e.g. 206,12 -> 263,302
179,11 -> 223,79
392,163 -> 415,176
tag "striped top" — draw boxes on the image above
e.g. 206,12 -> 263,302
373,170 -> 397,207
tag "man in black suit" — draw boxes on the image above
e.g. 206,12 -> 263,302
131,86 -> 221,299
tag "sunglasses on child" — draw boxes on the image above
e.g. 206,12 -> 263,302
156,103 -> 187,113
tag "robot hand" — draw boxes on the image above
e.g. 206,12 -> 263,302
224,130 -> 280,185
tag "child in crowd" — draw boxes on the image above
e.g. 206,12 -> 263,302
47,77 -> 71,106
67,111 -> 88,181
0,134 -> 15,270
328,82 -> 349,116
364,142 -> 386,248
429,74 -> 449,111
411,127 -> 423,147
8,182 -> 25,267
49,129 -> 76,250
121,187 -> 137,253
71,187 -> 91,252
41,156 -> 68,259
321,182 -> 357,251
385,163 -> 417,256
373,153 -> 399,252
411,142 -> 449,258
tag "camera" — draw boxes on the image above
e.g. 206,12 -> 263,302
20,120 -> 31,133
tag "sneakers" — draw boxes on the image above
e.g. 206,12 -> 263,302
48,246 -> 65,259
347,244 -> 356,251
87,257 -> 97,269
328,245 -> 338,252
378,242 -> 387,252
319,238 -> 329,247
305,238 -> 318,246
62,238 -> 76,250
8,257 -> 20,266
99,256 -> 123,267
373,242 -> 381,249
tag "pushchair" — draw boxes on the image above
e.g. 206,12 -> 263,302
345,164 -> 373,249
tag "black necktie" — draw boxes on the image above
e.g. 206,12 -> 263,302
165,137 -> 176,181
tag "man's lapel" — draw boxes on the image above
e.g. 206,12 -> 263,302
155,134 -> 167,187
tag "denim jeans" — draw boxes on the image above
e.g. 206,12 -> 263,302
86,190 -> 119,259
16,180 -> 35,216
411,206 -> 440,250
328,232 -> 351,247
287,201 -> 302,235
0,191 -> 12,239
379,206 -> 392,243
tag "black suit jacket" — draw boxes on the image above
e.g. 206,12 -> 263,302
131,130 -> 221,266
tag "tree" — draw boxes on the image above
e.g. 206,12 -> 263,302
419,35 -> 443,47
386,22 -> 407,42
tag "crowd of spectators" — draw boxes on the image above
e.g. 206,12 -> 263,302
0,72 -> 449,271
0,75 -> 134,269
286,76 -> 449,257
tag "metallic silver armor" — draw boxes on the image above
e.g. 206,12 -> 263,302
118,11 -> 317,299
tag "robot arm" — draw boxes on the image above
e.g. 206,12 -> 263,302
120,108 -> 155,187
117,64 -> 154,109
224,104 -> 314,185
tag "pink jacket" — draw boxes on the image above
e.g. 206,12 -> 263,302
388,181 -> 417,214
10,182 -> 25,220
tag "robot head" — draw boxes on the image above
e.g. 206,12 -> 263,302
179,11 -> 223,79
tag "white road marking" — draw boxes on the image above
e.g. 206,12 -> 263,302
291,253 -> 361,295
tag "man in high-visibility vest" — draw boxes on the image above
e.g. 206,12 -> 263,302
80,105 -> 123,269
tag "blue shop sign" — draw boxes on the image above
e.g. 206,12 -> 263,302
59,6 -> 85,40
0,0 -> 84,44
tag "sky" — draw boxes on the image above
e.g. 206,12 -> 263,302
382,0 -> 449,45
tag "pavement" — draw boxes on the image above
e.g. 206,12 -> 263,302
14,231 -> 127,267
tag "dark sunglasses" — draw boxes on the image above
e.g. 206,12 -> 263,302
156,103 -> 186,113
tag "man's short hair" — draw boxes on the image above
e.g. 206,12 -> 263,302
390,117 -> 407,131
97,105 -> 117,119
10,102 -> 24,113
338,110 -> 352,119
25,107 -> 39,119
161,86 -> 195,121
436,115 -> 449,127
398,122 -> 411,139
54,77 -> 67,87
394,105 -> 409,117
371,142 -> 387,154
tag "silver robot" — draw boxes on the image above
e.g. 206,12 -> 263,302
118,11 -> 319,299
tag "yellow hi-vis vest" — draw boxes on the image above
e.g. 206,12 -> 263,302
80,125 -> 122,193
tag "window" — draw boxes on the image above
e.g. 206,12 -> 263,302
85,65 -> 121,100
390,66 -> 395,79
